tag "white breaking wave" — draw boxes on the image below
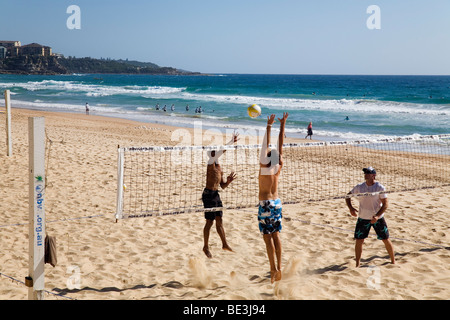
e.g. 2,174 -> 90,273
181,92 -> 449,116
0,80 -> 185,97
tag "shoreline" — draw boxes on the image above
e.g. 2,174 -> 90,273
2,107 -> 318,146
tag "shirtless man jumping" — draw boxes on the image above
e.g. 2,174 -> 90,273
258,112 -> 288,283
202,133 -> 239,258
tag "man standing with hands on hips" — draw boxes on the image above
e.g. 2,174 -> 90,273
345,167 -> 395,267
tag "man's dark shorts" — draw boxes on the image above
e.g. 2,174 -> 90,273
202,188 -> 223,220
354,217 -> 390,240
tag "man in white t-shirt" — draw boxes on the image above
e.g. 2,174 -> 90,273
345,167 -> 395,267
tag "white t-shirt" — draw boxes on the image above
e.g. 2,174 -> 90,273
350,182 -> 387,220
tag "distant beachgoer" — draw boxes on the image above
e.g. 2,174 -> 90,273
305,122 -> 313,139
171,104 -> 175,111
85,102 -> 90,115
156,104 -> 160,110
186,105 -> 189,111
163,105 -> 167,112
345,116 -> 349,121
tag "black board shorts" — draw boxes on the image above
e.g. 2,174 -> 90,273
202,188 -> 223,220
354,217 -> 390,240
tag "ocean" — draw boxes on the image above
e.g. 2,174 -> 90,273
1,73 -> 449,141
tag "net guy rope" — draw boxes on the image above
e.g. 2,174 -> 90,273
116,134 -> 450,220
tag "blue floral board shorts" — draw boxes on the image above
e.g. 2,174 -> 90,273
258,199 -> 282,235
354,217 -> 390,240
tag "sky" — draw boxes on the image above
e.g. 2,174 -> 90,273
1,0 -> 449,75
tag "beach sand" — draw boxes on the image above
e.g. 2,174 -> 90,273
0,108 -> 449,300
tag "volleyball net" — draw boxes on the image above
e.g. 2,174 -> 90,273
115,134 -> 450,219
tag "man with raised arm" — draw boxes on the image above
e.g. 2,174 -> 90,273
258,112 -> 288,283
202,132 -> 239,258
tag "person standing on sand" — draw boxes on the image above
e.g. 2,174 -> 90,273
305,122 -> 313,139
345,167 -> 395,267
202,132 -> 239,258
85,102 -> 90,115
258,112 -> 288,283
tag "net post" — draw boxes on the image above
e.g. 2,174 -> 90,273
115,145 -> 124,222
5,90 -> 12,156
28,117 -> 45,300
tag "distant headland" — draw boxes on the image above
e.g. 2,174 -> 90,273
0,40 -> 203,75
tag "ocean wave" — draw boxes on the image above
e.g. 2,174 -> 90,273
0,80 -> 186,97
180,92 -> 449,116
2,79 -> 447,116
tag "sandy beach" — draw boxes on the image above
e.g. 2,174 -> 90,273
0,108 -> 449,300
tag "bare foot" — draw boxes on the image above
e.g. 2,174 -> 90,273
222,245 -> 233,252
203,246 -> 212,258
275,270 -> 282,282
270,271 -> 275,284
269,270 -> 282,283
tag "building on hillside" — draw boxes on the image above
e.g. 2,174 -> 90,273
0,41 -> 21,48
0,41 -> 52,57
20,43 -> 52,57
0,41 -> 21,57
0,46 -> 7,59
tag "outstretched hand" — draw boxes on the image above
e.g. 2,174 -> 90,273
267,114 -> 276,125
227,171 -> 237,183
278,112 -> 289,124
232,131 -> 240,143
226,131 -> 240,145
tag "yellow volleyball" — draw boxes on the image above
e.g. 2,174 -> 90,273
247,104 -> 261,118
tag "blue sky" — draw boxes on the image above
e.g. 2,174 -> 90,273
1,0 -> 449,75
